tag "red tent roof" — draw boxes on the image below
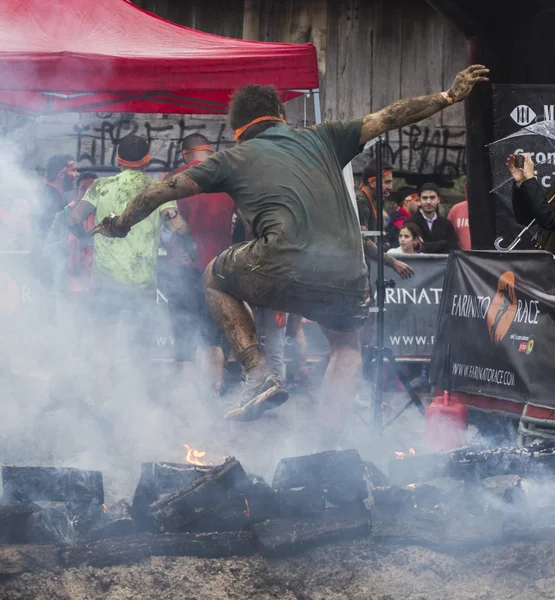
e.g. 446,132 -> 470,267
0,0 -> 319,114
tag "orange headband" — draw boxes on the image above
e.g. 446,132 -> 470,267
234,116 -> 286,141
182,145 -> 214,154
117,154 -> 151,168
364,170 -> 393,185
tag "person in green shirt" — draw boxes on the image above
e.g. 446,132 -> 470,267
69,134 -> 188,398
94,66 -> 488,444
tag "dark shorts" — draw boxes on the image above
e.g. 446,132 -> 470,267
213,242 -> 371,333
166,266 -> 225,362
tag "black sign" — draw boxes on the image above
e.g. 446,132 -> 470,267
431,251 -> 555,406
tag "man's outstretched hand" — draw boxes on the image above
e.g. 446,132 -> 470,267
91,213 -> 130,238
393,259 -> 414,280
447,65 -> 489,104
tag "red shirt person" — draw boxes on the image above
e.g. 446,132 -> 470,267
163,134 -> 236,395
447,195 -> 471,251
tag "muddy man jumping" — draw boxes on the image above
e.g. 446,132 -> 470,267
94,65 -> 488,444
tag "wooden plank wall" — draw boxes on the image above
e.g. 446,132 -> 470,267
136,0 -> 468,180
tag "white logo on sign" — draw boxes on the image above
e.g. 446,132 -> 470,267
510,105 -> 536,126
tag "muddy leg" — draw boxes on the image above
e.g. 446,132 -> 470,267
318,326 -> 362,449
203,261 -> 268,378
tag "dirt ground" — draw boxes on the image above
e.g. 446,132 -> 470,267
3,537 -> 555,600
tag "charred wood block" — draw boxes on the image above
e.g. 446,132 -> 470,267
60,531 -> 256,568
363,461 -> 390,489
272,450 -> 367,506
88,501 -> 137,542
276,486 -> 326,516
388,452 -> 452,485
254,505 -> 371,557
2,466 -> 104,504
0,544 -> 59,575
26,506 -> 77,545
0,503 -> 41,544
149,457 -> 250,533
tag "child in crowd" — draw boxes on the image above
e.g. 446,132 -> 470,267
386,222 -> 421,256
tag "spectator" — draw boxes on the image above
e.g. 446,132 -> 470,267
405,183 -> 459,253
386,222 -> 422,256
39,154 -> 78,238
385,186 -> 420,247
45,172 -> 97,295
68,134 -> 187,399
164,133 -> 236,396
356,160 -> 392,238
447,181 -> 471,250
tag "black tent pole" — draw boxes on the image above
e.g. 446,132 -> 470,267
374,136 -> 385,433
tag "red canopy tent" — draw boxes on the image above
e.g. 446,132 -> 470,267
0,0 -> 319,115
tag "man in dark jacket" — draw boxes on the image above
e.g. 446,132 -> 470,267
405,183 -> 459,253
508,153 -> 555,253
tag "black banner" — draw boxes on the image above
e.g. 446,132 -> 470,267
372,254 -> 448,358
491,84 -> 555,247
431,251 -> 555,406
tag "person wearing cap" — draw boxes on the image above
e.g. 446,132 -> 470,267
405,183 -> 459,254
385,186 -> 420,248
94,65 -> 488,442
68,134 -> 187,399
163,133 -> 236,396
39,154 -> 78,238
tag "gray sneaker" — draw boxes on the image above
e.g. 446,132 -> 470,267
224,372 -> 289,421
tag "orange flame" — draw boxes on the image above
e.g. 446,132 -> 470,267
406,483 -> 416,490
102,504 -> 107,514
394,451 -> 406,459
184,444 -> 210,467
409,448 -> 416,456
244,498 -> 251,518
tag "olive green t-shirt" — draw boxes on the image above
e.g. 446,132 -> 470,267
185,120 -> 367,293
83,170 -> 176,291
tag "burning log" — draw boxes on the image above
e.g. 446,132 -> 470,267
388,443 -> 555,485
148,457 -> 260,533
254,504 -> 371,557
2,466 -> 104,504
132,461 -> 212,531
88,500 -> 137,541
272,450 -> 367,507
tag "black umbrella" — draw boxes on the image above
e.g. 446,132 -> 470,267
488,121 -> 555,250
